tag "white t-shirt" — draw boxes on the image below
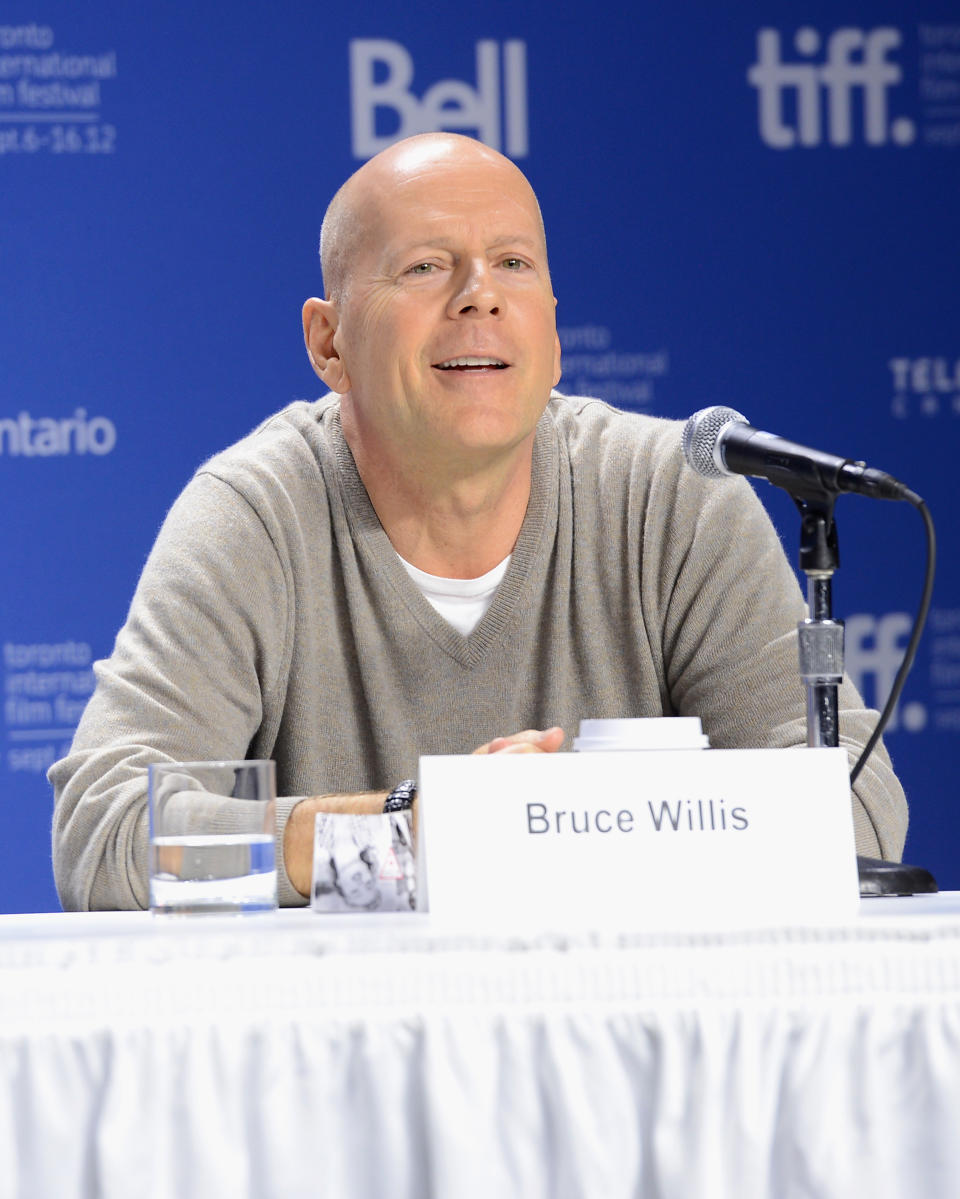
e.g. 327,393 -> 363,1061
397,553 -> 511,637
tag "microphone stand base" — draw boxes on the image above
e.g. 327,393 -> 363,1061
858,856 -> 938,897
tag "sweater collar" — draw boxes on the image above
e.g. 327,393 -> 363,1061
325,396 -> 561,665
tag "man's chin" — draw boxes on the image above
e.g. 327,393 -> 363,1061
424,409 -> 543,461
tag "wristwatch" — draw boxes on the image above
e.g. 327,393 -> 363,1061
383,778 -> 417,813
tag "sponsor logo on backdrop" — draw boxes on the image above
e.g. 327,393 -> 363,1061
0,409 -> 116,456
3,641 -> 95,774
0,23 -> 117,157
748,24 -> 960,149
889,356 -> 960,418
557,326 -> 668,412
350,38 -> 528,159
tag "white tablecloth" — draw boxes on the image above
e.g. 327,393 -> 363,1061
2,896 -> 960,1199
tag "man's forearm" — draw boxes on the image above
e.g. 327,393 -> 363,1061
283,729 -> 563,897
283,792 -> 388,897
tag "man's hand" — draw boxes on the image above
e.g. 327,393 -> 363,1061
473,726 -> 565,755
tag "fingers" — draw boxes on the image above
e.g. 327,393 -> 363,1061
473,726 -> 565,755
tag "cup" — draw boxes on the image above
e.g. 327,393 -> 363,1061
573,717 -> 710,752
148,759 -> 277,915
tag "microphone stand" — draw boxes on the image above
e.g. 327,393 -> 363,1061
792,495 -> 936,896
795,498 -> 843,749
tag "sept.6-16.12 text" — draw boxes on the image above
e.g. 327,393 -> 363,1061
0,123 -> 116,154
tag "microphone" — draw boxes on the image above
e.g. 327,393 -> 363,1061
681,406 -> 911,503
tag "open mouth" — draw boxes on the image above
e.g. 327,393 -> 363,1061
433,356 -> 509,371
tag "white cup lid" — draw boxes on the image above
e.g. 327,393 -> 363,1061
576,717 -> 707,750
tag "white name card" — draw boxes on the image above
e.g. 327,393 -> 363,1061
418,748 -> 860,932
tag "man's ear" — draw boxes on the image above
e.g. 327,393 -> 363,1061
551,298 -> 562,389
302,298 -> 351,394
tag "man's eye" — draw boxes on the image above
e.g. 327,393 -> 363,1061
409,262 -> 435,274
502,257 -> 526,271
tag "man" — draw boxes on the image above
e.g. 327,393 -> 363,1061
50,133 -> 907,910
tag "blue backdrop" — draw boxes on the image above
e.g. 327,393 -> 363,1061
3,1 -> 958,912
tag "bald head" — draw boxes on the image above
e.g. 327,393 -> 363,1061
319,133 -> 548,302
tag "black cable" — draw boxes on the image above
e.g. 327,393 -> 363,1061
849,491 -> 936,787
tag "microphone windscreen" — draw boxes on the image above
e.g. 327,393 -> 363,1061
681,406 -> 748,479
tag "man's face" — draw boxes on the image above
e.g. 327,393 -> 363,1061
322,147 -> 561,464
338,859 -> 379,908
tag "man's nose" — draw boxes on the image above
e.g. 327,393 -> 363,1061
446,259 -> 503,318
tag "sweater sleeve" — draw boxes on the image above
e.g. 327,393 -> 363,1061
643,426 -> 908,861
49,471 -> 297,911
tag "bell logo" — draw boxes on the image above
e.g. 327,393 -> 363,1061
747,27 -> 917,148
350,38 -> 528,160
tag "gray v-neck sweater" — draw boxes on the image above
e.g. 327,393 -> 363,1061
51,394 -> 907,909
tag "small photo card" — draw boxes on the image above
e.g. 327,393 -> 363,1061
311,810 -> 416,914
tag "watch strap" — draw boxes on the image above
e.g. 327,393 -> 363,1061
383,778 -> 417,813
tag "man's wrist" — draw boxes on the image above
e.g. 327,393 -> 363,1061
283,792 -> 388,897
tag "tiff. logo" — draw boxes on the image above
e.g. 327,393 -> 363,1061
846,612 -> 926,733
350,38 -> 528,160
747,27 -> 917,148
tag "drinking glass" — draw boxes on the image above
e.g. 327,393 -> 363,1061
148,759 -> 277,914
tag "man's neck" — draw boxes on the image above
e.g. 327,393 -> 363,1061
341,410 -> 535,579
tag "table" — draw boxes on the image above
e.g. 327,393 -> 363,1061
2,896 -> 960,1199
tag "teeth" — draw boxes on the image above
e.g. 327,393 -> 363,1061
436,356 -> 507,369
